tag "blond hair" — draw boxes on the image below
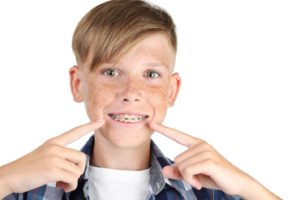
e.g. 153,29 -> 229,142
72,0 -> 176,71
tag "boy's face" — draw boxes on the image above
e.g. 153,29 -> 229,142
70,33 -> 180,148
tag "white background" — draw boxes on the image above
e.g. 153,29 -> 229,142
0,1 -> 299,199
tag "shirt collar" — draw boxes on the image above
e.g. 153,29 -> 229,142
74,135 -> 194,199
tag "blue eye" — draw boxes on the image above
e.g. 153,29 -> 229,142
102,69 -> 119,77
145,70 -> 161,78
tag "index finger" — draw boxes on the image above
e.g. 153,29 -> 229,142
49,119 -> 105,146
149,122 -> 203,148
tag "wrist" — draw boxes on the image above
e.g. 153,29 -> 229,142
0,165 -> 13,199
239,177 -> 281,200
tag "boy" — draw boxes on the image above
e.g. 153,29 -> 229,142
0,0 -> 280,199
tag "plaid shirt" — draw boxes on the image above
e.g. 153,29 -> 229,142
4,136 -> 241,200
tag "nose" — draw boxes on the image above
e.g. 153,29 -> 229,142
118,81 -> 142,103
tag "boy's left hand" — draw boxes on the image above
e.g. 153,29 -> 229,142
149,122 -> 255,197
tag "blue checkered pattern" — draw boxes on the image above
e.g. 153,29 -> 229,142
4,136 -> 241,200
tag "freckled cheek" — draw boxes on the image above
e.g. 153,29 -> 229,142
84,83 -> 117,120
144,86 -> 169,122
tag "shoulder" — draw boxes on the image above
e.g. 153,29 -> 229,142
193,187 -> 242,200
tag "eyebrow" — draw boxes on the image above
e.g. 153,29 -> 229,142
95,62 -> 117,69
144,62 -> 169,70
96,61 -> 171,72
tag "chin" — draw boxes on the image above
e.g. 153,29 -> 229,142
98,125 -> 152,148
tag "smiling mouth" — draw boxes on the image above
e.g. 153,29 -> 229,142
108,113 -> 149,123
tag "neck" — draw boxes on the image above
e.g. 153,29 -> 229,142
92,133 -> 151,171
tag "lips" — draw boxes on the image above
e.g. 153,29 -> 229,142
108,113 -> 149,123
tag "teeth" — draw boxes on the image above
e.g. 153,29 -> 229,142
109,114 -> 148,123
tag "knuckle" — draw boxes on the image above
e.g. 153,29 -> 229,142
70,174 -> 78,183
45,138 -> 57,145
194,139 -> 205,146
79,166 -> 86,175
201,150 -> 213,159
200,141 -> 209,148
78,152 -> 87,162
69,180 -> 78,191
48,155 -> 60,164
180,165 -> 190,177
76,153 -> 86,171
184,166 -> 193,175
204,143 -> 214,151
174,156 -> 180,164
176,162 -> 184,172
75,168 -> 83,177
185,176 -> 195,184
48,167 -> 59,177
69,174 -> 79,187
70,184 -> 77,192
204,159 -> 216,167
73,163 -> 84,176
47,144 -> 60,155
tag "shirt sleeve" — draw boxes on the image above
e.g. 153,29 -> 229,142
192,187 -> 243,200
3,193 -> 19,200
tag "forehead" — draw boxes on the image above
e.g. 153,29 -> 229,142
112,33 -> 176,70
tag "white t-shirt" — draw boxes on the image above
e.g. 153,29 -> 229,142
88,165 -> 151,200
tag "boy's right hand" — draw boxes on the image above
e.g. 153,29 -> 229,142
0,120 -> 105,198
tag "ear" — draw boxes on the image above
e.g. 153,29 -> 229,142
69,65 -> 84,102
168,72 -> 181,107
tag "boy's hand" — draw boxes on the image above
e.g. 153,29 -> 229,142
0,120 -> 104,198
149,122 -> 280,199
